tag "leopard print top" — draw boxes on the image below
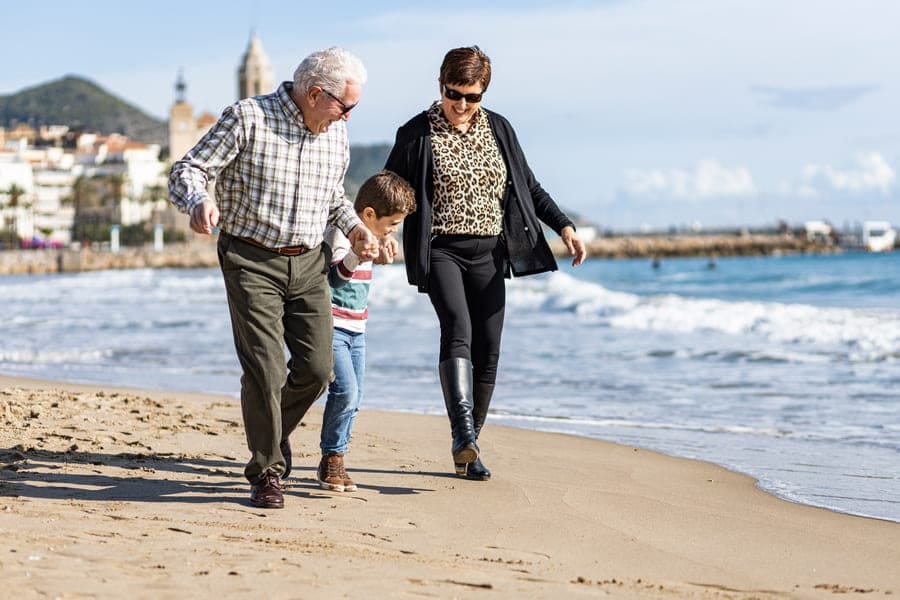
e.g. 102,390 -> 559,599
428,102 -> 507,236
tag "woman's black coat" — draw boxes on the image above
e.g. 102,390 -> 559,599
385,108 -> 575,293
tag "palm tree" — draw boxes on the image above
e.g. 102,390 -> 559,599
108,173 -> 125,203
6,183 -> 26,207
63,175 -> 95,243
3,184 -> 27,248
104,172 -> 130,232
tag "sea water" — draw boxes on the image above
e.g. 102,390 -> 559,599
0,251 -> 897,522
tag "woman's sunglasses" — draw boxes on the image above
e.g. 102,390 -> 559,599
443,85 -> 483,103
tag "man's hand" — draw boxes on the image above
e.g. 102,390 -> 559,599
190,200 -> 219,235
561,225 -> 587,267
347,224 -> 379,261
351,236 -> 377,262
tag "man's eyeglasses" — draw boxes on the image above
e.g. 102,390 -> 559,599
443,85 -> 483,104
322,89 -> 358,115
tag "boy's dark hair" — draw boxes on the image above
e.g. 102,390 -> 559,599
355,170 -> 416,217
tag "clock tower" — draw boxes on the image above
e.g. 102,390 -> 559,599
168,70 -> 197,162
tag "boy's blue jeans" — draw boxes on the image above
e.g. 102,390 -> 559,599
321,327 -> 365,455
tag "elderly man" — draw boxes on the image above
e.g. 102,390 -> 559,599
169,47 -> 378,509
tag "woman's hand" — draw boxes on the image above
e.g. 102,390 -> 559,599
561,226 -> 587,267
374,237 -> 399,265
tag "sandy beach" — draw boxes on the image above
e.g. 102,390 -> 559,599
1,375 -> 897,599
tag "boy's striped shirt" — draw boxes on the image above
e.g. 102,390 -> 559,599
324,224 -> 372,333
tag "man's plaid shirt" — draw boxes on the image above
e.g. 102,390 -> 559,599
168,82 -> 361,248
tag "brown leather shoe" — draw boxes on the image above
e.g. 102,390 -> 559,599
280,438 -> 292,480
250,471 -> 284,509
339,459 -> 357,492
318,453 -> 346,492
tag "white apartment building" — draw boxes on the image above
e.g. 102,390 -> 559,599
0,132 -> 167,246
0,152 -> 36,245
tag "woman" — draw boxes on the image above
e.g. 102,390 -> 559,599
386,46 -> 586,481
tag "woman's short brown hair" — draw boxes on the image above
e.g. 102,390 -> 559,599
439,45 -> 492,91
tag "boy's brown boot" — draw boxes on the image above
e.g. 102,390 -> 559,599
318,453 -> 346,492
340,460 -> 358,492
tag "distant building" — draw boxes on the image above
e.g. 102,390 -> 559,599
167,71 -> 216,163
4,123 -> 38,144
862,221 -> 897,253
803,220 -> 834,245
0,128 -> 167,245
238,33 -> 274,100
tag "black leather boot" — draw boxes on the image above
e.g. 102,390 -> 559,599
464,382 -> 494,481
439,358 -> 479,470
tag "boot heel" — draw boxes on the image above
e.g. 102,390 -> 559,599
452,444 -> 478,465
454,462 -> 467,476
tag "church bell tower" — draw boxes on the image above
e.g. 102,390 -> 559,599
238,33 -> 274,100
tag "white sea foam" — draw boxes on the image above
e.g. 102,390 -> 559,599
493,271 -> 900,360
0,349 -> 113,364
492,412 -> 894,445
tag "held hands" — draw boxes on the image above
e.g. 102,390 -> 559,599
348,224 -> 380,261
561,226 -> 587,267
350,236 -> 376,262
190,200 -> 219,235
373,236 -> 399,265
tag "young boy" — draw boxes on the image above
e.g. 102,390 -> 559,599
318,170 -> 416,491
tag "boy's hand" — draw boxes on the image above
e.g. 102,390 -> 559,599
374,237 -> 399,264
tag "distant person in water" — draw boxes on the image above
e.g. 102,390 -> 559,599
385,45 -> 587,481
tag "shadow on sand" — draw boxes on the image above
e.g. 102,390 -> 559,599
0,447 -> 439,506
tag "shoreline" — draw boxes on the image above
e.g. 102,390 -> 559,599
4,370 -> 897,526
2,374 -> 898,597
0,233 -> 838,275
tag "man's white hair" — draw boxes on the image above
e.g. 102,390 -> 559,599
293,47 -> 367,95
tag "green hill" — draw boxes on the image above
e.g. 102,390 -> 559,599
0,75 -> 167,145
0,75 -> 392,195
346,143 -> 391,198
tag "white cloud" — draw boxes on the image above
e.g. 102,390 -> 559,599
622,160 -> 755,200
750,84 -> 878,111
792,152 -> 896,197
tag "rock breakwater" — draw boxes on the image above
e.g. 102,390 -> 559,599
0,234 -> 834,276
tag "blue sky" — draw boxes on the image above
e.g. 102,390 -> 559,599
4,0 -> 899,230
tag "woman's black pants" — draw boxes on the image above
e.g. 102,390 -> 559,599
427,234 -> 506,386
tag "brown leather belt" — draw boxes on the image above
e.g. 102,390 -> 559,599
237,236 -> 311,256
